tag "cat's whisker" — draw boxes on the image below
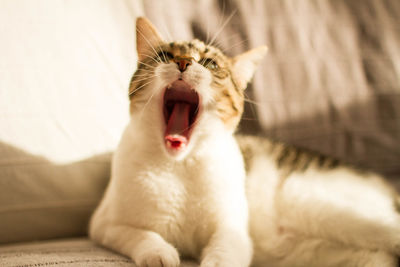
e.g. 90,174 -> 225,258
208,9 -> 237,48
138,53 -> 163,65
207,33 -> 239,50
243,92 -> 260,120
140,50 -> 171,64
224,38 -> 249,53
206,39 -> 224,51
131,77 -> 154,85
131,73 -> 158,83
138,88 -> 158,121
244,98 -> 263,108
132,70 -> 155,77
211,35 -> 249,55
209,0 -> 226,46
137,71 -> 163,82
134,68 -> 158,76
132,73 -> 154,79
139,53 -> 163,65
240,117 -> 259,121
151,51 -> 164,64
136,27 -> 164,63
205,12 -> 211,46
129,79 -> 154,96
205,35 -> 245,54
137,60 -> 157,69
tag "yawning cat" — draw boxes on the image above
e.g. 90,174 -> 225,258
89,17 -> 400,267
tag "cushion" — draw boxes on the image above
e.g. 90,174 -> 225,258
0,0 -> 143,243
0,238 -> 199,266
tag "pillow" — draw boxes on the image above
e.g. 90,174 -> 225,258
0,0 -> 143,243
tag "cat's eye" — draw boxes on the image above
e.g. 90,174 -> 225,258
156,51 -> 174,62
201,58 -> 219,70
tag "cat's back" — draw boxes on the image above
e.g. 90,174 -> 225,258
236,134 -> 396,210
236,134 -> 341,176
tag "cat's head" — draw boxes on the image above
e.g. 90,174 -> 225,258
129,17 -> 266,159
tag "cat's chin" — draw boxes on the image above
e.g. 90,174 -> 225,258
162,79 -> 201,158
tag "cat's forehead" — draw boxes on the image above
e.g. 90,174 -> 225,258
160,39 -> 228,61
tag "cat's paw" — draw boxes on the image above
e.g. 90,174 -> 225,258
135,242 -> 180,267
200,255 -> 240,267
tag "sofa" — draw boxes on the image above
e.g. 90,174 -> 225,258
1,0 -> 399,266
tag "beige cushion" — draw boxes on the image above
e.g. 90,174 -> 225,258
0,1 -> 143,243
0,238 -> 199,266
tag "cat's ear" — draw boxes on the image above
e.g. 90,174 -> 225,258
136,17 -> 164,62
232,46 -> 268,90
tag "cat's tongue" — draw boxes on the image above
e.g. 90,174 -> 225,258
165,102 -> 190,150
163,80 -> 199,154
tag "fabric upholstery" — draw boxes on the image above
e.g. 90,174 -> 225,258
0,238 -> 199,266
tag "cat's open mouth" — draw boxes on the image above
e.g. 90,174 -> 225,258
163,80 -> 200,153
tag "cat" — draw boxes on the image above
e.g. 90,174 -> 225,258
89,17 -> 400,267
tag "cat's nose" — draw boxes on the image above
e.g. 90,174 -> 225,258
174,57 -> 192,72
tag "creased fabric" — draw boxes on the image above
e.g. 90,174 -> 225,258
0,238 -> 199,266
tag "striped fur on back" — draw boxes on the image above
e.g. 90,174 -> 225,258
237,135 -> 342,176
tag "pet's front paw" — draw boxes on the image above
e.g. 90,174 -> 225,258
135,242 -> 180,267
200,255 -> 239,267
200,256 -> 219,267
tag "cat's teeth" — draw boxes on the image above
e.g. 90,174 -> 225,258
167,84 -> 172,89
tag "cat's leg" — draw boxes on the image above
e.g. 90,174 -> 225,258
90,220 -> 179,267
276,168 -> 400,254
200,226 -> 253,267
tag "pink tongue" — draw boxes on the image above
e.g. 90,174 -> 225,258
165,102 -> 190,150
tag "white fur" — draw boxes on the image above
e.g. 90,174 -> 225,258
90,60 -> 252,267
247,154 -> 400,267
